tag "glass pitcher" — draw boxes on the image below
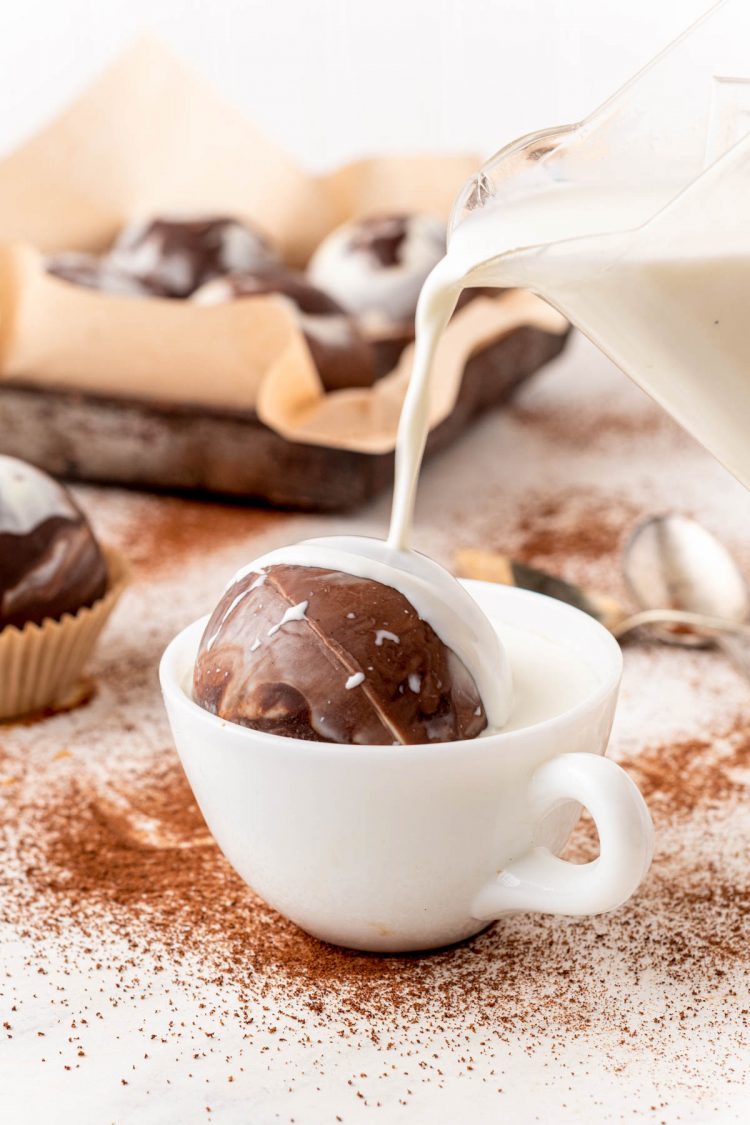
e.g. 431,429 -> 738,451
448,0 -> 750,488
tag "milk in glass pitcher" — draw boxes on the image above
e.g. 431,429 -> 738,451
446,0 -> 750,487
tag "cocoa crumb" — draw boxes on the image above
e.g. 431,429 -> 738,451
3,454 -> 750,1114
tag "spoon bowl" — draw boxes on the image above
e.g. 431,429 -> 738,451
623,514 -> 750,647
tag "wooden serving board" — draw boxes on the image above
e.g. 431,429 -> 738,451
0,324 -> 568,511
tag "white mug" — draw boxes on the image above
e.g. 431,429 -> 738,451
160,581 -> 653,953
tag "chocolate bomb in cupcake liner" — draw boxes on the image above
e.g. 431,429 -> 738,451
0,455 -> 128,719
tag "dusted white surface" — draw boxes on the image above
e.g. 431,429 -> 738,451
2,333 -> 750,1122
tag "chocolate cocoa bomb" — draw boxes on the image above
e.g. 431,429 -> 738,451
109,215 -> 277,298
0,456 -> 108,630
46,252 -> 166,298
307,214 -> 446,331
193,564 -> 487,745
192,267 -> 376,391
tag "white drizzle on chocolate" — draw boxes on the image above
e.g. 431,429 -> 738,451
267,600 -> 309,638
375,629 -> 400,647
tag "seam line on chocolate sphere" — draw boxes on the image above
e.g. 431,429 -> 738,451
261,569 -> 404,743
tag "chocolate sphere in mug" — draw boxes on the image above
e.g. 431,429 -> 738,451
194,563 -> 487,745
193,536 -> 512,746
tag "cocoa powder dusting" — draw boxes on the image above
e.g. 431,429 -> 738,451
509,399 -> 682,450
84,488 -> 289,578
5,725 -> 750,1038
506,490 -> 641,565
4,370 -> 750,1118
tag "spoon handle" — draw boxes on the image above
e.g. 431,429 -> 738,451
613,607 -> 750,640
716,635 -> 750,684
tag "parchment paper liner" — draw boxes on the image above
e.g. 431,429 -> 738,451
0,546 -> 128,721
0,40 -> 568,454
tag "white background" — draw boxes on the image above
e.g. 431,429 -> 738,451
0,0 -> 709,169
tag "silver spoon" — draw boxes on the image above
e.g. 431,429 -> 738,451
623,513 -> 750,676
455,545 -> 750,642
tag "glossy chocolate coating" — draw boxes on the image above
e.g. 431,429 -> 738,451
46,252 -> 165,298
109,215 -> 277,298
0,456 -> 108,630
351,215 -> 433,268
193,265 -> 344,315
193,563 -> 486,745
193,267 -> 376,391
307,214 -> 446,328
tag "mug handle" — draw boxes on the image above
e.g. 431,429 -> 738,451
471,752 -> 654,920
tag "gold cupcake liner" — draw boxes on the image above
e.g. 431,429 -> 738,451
0,545 -> 129,721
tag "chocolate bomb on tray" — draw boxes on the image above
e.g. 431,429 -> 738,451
193,563 -> 487,745
16,200 -> 570,508
308,214 -> 447,375
109,215 -> 278,297
193,265 -> 376,391
46,251 -> 168,297
308,213 -> 446,326
0,455 -> 108,630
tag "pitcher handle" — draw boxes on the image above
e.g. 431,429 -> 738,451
472,752 -> 653,920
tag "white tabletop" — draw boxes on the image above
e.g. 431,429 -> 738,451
2,332 -> 750,1123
